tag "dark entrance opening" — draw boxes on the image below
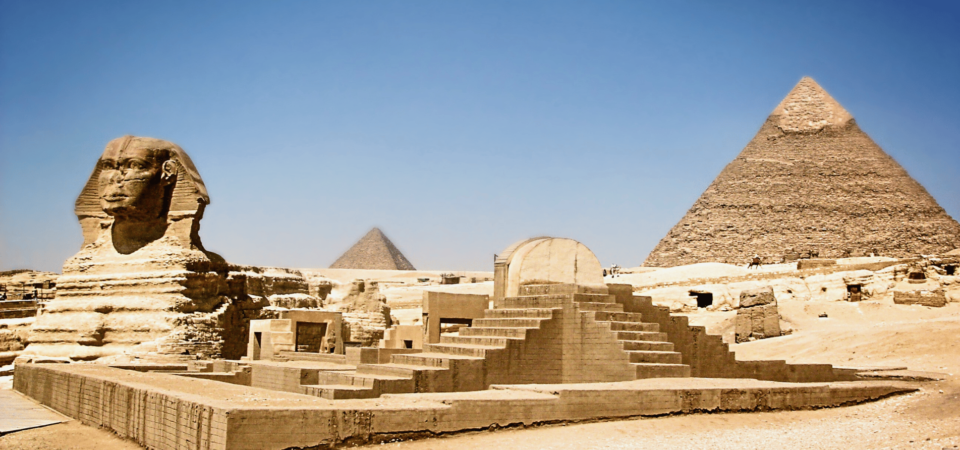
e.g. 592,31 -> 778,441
439,318 -> 473,335
908,271 -> 926,281
847,284 -> 863,302
403,340 -> 414,349
946,265 -> 956,276
691,291 -> 713,308
253,332 -> 262,359
296,322 -> 327,353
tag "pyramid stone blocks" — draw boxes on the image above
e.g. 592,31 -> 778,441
330,228 -> 416,270
644,78 -> 960,267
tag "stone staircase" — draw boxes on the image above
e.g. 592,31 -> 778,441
0,299 -> 38,319
298,285 -> 689,399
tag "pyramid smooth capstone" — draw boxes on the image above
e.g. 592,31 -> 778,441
330,228 -> 416,270
644,77 -> 960,267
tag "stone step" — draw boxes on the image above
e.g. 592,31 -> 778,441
615,331 -> 669,342
483,308 -> 555,319
518,284 -> 608,296
632,363 -> 691,379
356,363 -> 444,377
496,296 -> 568,309
603,321 -> 659,332
278,351 -> 347,364
319,371 -> 410,386
0,308 -> 38,319
626,351 -> 684,364
391,352 -> 483,368
300,384 -> 378,400
424,343 -> 502,358
592,311 -> 643,322
439,335 -> 517,347
573,293 -> 616,304
472,318 -> 547,328
619,340 -> 675,352
577,302 -> 624,312
517,284 -> 578,296
459,327 -> 533,339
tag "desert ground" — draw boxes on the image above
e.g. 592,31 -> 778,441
3,297 -> 957,450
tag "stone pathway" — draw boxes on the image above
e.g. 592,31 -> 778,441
0,389 -> 65,436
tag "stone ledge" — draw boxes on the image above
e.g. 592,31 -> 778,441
14,363 -> 916,450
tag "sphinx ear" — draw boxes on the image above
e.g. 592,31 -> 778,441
161,159 -> 179,185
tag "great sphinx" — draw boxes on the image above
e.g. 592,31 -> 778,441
27,136 -> 317,361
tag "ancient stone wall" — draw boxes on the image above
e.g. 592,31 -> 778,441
735,287 -> 781,342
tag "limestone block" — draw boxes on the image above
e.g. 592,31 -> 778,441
798,259 -> 837,270
893,290 -> 947,307
750,308 -> 765,335
269,320 -> 292,332
739,286 -> 776,308
762,304 -> 781,337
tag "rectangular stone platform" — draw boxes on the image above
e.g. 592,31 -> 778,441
14,363 -> 914,450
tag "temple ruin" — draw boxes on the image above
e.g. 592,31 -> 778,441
4,115 -> 952,447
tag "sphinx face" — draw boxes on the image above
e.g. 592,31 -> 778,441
98,141 -> 169,220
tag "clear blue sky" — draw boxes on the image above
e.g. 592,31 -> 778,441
2,0 -> 958,273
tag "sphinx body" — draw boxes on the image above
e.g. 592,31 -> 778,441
27,136 -> 316,361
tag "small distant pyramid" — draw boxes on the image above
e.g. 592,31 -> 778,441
330,228 -> 416,270
643,77 -> 960,267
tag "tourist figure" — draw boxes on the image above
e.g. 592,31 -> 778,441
609,264 -> 621,278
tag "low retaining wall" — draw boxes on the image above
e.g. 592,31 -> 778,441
14,363 -> 912,450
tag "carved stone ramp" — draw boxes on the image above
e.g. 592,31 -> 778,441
301,284 -> 689,399
13,363 -> 916,450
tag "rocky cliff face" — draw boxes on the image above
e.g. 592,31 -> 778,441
644,78 -> 960,267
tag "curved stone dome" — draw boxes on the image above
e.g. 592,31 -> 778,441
495,237 -> 604,298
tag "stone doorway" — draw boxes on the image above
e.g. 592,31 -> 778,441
296,322 -> 327,353
253,332 -> 262,360
691,291 -> 713,308
847,284 -> 863,302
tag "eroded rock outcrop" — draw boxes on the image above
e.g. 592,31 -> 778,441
337,279 -> 393,346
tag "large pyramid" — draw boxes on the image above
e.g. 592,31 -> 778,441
330,227 -> 416,270
643,77 -> 960,267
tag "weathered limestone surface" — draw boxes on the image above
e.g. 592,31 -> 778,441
26,136 -> 317,361
495,237 -> 605,299
644,77 -> 960,267
735,286 -> 781,343
337,279 -> 393,346
14,363 -> 913,450
330,227 -> 415,270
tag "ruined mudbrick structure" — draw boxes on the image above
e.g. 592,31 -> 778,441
644,77 -> 960,267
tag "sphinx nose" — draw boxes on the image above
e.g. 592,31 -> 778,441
106,170 -> 123,183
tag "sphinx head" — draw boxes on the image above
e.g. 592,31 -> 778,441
98,136 -> 178,220
75,136 -> 210,251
